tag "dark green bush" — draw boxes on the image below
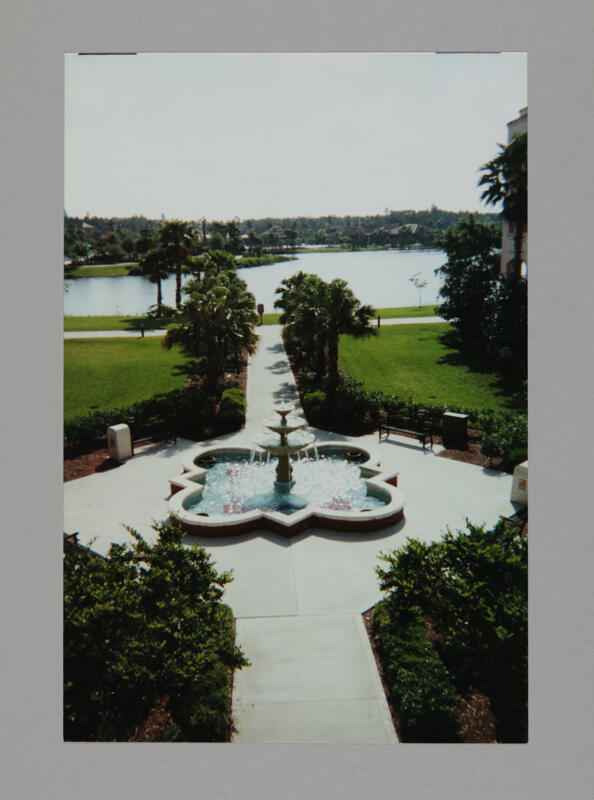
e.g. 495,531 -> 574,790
64,388 -> 217,451
480,433 -> 501,466
302,390 -> 328,424
64,519 -> 248,741
373,603 -> 460,742
479,414 -> 528,469
505,446 -> 527,470
376,519 -> 528,742
297,377 -> 526,460
218,388 -> 245,430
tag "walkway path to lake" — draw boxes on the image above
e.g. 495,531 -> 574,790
63,320 -> 516,743
230,323 -> 398,742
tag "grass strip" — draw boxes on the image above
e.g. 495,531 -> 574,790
64,315 -> 175,331
65,306 -> 437,331
66,263 -> 137,278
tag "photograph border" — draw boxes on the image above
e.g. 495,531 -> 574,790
2,0 -> 593,798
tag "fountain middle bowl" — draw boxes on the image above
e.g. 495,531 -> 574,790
255,428 -> 316,454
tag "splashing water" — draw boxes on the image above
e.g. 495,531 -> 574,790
184,453 -> 386,516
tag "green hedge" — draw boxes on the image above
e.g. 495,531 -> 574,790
375,519 -> 528,742
303,377 -> 526,452
64,387 -> 216,451
372,603 -> 460,742
218,388 -> 246,430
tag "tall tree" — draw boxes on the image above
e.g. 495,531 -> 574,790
164,270 -> 258,392
434,215 -> 501,362
135,225 -> 155,257
479,132 -> 527,280
322,279 -> 376,397
138,249 -> 170,317
246,230 -> 263,256
275,273 -> 376,394
202,249 -> 237,273
275,272 -> 328,378
157,220 -> 196,309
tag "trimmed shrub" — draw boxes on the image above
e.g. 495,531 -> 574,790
302,390 -> 328,424
64,519 -> 249,741
373,603 -> 461,742
297,377 -> 526,462
376,519 -> 528,742
480,414 -> 528,470
480,434 -> 501,466
505,446 -> 527,470
218,388 -> 245,430
64,388 -> 217,451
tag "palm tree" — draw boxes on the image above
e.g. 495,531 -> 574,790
479,132 -> 527,280
275,272 -> 327,378
138,248 -> 170,317
164,271 -> 258,393
275,274 -> 376,394
202,249 -> 236,273
157,220 -> 197,309
322,279 -> 376,397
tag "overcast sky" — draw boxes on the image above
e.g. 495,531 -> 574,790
65,52 -> 526,221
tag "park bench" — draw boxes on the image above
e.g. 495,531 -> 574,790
128,418 -> 177,455
378,418 -> 433,449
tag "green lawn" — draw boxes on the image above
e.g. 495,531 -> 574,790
64,315 -> 175,331
65,306 -> 437,331
339,323 -> 519,412
259,305 -> 436,327
64,337 -> 191,419
376,305 -> 437,319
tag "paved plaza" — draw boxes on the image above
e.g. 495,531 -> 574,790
63,323 -> 516,743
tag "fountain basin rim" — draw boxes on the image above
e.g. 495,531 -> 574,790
169,442 -> 404,536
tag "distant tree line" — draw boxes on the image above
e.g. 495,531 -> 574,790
64,206 -> 501,265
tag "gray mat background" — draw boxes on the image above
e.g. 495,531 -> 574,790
1,0 -> 593,797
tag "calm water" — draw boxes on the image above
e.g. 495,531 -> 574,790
64,249 -> 445,317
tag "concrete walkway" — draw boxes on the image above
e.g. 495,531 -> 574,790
63,316 -> 445,339
64,329 -> 167,338
63,322 -> 516,744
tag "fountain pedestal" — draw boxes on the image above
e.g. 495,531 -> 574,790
246,404 -> 315,512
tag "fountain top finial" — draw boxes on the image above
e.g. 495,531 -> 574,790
273,404 -> 293,425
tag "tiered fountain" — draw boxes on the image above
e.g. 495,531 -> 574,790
246,404 -> 315,512
168,404 -> 406,537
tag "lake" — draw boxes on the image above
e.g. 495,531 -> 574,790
64,249 -> 446,317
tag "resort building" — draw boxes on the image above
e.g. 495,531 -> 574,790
500,106 -> 527,276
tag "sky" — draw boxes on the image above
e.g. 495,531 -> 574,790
65,52 -> 526,221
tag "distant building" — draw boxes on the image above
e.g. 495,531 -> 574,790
500,107 -> 527,276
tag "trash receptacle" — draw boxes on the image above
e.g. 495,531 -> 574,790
511,460 -> 528,505
442,412 -> 468,448
107,423 -> 132,461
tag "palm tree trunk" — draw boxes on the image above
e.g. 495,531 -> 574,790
327,332 -> 339,398
513,222 -> 524,280
315,337 -> 326,380
175,265 -> 182,309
